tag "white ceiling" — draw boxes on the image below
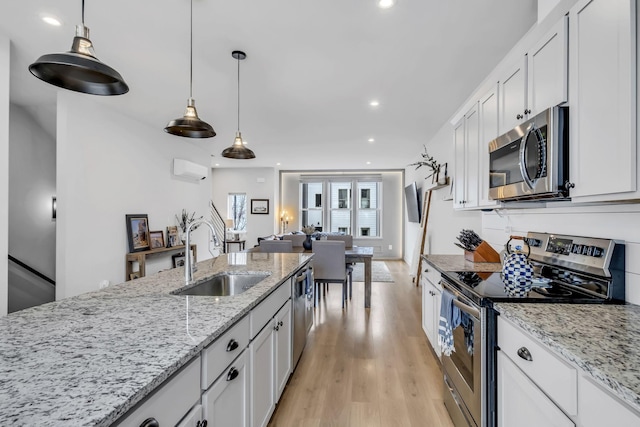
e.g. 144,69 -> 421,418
1,0 -> 537,170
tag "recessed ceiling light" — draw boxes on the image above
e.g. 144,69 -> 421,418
378,0 -> 396,9
41,15 -> 62,26
276,162 -> 281,166
368,138 -> 375,143
215,163 -> 220,166
369,100 -> 380,107
366,161 -> 371,165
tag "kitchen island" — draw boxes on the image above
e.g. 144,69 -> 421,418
0,251 -> 311,426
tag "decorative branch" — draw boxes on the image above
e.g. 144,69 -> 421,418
408,145 -> 441,180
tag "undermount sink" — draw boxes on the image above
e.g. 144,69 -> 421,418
174,273 -> 270,297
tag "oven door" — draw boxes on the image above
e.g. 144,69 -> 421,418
441,282 -> 483,427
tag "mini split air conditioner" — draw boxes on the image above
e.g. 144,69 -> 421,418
173,159 -> 208,181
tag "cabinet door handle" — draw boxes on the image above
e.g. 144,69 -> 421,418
524,109 -> 531,115
226,339 -> 239,352
197,421 -> 208,427
278,320 -> 284,327
274,325 -> 280,331
516,114 -> 523,119
227,367 -> 239,381
140,418 -> 159,427
517,347 -> 533,361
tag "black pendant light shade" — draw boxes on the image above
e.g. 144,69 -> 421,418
164,0 -> 215,138
222,50 -> 255,159
29,1 -> 128,96
222,131 -> 255,159
165,98 -> 216,138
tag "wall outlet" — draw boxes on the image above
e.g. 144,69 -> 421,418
98,280 -> 110,289
388,244 -> 393,250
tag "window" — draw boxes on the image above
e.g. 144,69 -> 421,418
300,182 -> 323,229
227,193 -> 247,230
299,177 -> 381,238
331,182 -> 352,234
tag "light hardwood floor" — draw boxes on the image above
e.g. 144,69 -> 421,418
268,260 -> 454,427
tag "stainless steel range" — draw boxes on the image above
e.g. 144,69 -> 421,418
439,232 -> 625,427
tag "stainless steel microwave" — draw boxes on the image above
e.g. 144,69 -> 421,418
488,106 -> 570,201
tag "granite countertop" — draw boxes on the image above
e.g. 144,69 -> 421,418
0,252 -> 311,426
422,254 -> 503,273
495,303 -> 640,414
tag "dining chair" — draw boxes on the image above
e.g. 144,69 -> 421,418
282,234 -> 306,247
326,234 -> 354,298
326,234 -> 353,248
312,240 -> 350,308
259,239 -> 293,253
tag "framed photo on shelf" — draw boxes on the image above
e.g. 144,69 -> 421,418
126,214 -> 150,253
172,252 -> 186,268
251,199 -> 269,215
149,230 -> 165,249
166,226 -> 179,247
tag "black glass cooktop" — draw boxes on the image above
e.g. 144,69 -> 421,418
442,270 -> 605,306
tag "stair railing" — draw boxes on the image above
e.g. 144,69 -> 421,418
210,200 -> 228,253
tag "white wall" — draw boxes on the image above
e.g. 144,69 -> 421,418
9,104 -> 56,279
0,34 -> 9,316
211,167 -> 278,249
404,122 -> 482,272
280,170 -> 404,259
56,91 -> 213,299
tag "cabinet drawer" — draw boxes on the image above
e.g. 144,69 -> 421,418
578,376 -> 640,427
202,315 -> 250,390
498,317 -> 577,415
115,356 -> 201,427
422,263 -> 441,288
251,282 -> 291,339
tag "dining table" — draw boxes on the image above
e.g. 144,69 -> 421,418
291,246 -> 374,308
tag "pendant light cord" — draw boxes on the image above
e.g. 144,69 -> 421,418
189,0 -> 193,98
81,0 -> 85,24
237,56 -> 241,132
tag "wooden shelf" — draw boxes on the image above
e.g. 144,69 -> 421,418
425,176 -> 450,191
125,244 -> 197,281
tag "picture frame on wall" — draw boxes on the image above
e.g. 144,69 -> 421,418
126,214 -> 150,253
251,199 -> 269,215
149,230 -> 165,249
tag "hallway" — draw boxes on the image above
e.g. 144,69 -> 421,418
268,260 -> 454,427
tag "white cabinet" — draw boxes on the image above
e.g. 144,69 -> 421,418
453,102 -> 479,209
202,350 -> 250,427
578,375 -> 640,427
568,0 -> 637,202
116,357 -> 202,427
274,301 -> 292,400
251,298 -> 292,427
420,265 -> 441,359
499,16 -> 568,135
478,84 -> 500,208
497,351 -> 575,427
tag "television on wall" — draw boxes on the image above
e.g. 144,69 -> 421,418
404,182 -> 421,223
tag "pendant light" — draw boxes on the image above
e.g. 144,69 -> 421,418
29,0 -> 128,96
222,51 -> 256,159
164,0 -> 216,138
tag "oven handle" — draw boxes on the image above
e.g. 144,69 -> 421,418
440,279 -> 481,320
452,298 -> 481,319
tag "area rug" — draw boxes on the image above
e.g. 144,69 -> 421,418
351,261 -> 393,282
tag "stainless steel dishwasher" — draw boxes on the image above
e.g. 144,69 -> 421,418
292,264 -> 313,369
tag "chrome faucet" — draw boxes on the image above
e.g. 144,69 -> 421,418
184,219 -> 216,284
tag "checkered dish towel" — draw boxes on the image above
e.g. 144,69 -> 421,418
438,289 -> 461,357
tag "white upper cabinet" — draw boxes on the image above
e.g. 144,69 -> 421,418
500,16 -> 568,135
527,16 -> 569,117
568,0 -> 637,202
479,84 -> 500,208
499,57 -> 528,134
453,102 -> 480,209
